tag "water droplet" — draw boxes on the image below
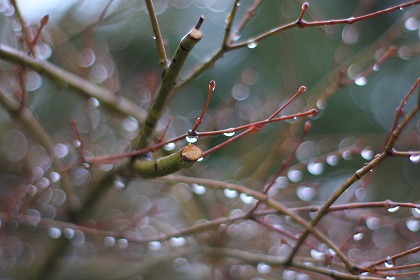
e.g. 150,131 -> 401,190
123,117 -> 139,132
413,208 -> 420,216
236,2 -> 240,6
77,48 -> 96,68
372,64 -> 380,71
355,188 -> 366,201
240,193 -> 256,204
355,76 -> 367,86
192,183 -> 206,195
113,178 -> 125,190
170,236 -> 186,247
48,227 -> 62,239
232,33 -> 241,42
399,7 -> 404,11
274,176 -> 288,188
406,219 -> 420,232
152,36 -> 157,40
326,154 -> 339,166
52,189 -> 67,206
54,143 -> 69,158
164,142 -> 176,151
173,257 -> 189,272
386,277 -> 396,280
63,228 -> 75,239
257,263 -> 271,274
49,172 -> 61,183
307,162 -> 324,175
224,188 -> 238,198
342,25 -> 359,44
409,154 -> 420,163
104,236 -> 116,247
283,269 -> 296,280
287,169 -> 302,183
388,206 -> 400,213
404,17 -> 418,31
360,149 -> 374,160
186,131 -> 199,143
25,71 -> 42,91
296,186 -> 316,201
73,140 -> 81,148
342,150 -> 352,160
384,256 -> 394,268
27,185 -> 37,196
148,241 -> 161,251
310,249 -> 325,260
366,217 -> 380,230
34,43 -> 52,60
223,130 -> 235,137
197,157 -> 204,162
71,230 -> 85,247
118,238 -> 128,249
88,97 -> 100,108
247,41 -> 258,49
353,232 -> 364,241
316,99 -> 327,110
38,177 -> 50,188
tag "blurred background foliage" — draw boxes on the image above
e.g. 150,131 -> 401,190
0,0 -> 419,279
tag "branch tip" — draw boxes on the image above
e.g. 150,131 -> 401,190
195,15 -> 206,30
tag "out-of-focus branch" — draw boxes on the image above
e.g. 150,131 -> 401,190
0,90 -> 78,217
0,43 -> 146,122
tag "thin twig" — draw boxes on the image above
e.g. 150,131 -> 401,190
145,0 -> 169,69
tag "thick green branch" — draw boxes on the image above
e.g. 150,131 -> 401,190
0,44 -> 146,122
133,144 -> 202,178
134,18 -> 204,149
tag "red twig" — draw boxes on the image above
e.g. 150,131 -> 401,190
340,46 -> 397,87
71,119 -> 86,163
189,80 -> 216,134
382,77 -> 420,150
30,15 -> 49,51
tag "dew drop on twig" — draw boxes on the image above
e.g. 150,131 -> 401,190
384,256 -> 394,268
361,149 -> 374,160
307,162 -> 324,175
104,236 -> 116,247
192,183 -> 206,195
387,206 -> 400,213
409,154 -> 420,163
406,219 -> 420,232
164,142 -> 176,151
247,41 -> 258,49
223,131 -> 235,137
148,241 -> 161,251
170,236 -> 186,247
257,263 -> 271,274
296,186 -> 316,201
287,169 -> 302,183
353,232 -> 364,241
326,154 -> 339,166
224,188 -> 238,198
354,76 -> 367,86
185,133 -> 199,143
48,227 -> 62,239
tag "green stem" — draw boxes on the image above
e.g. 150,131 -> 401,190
133,144 -> 202,178
145,0 -> 169,69
134,17 -> 204,149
